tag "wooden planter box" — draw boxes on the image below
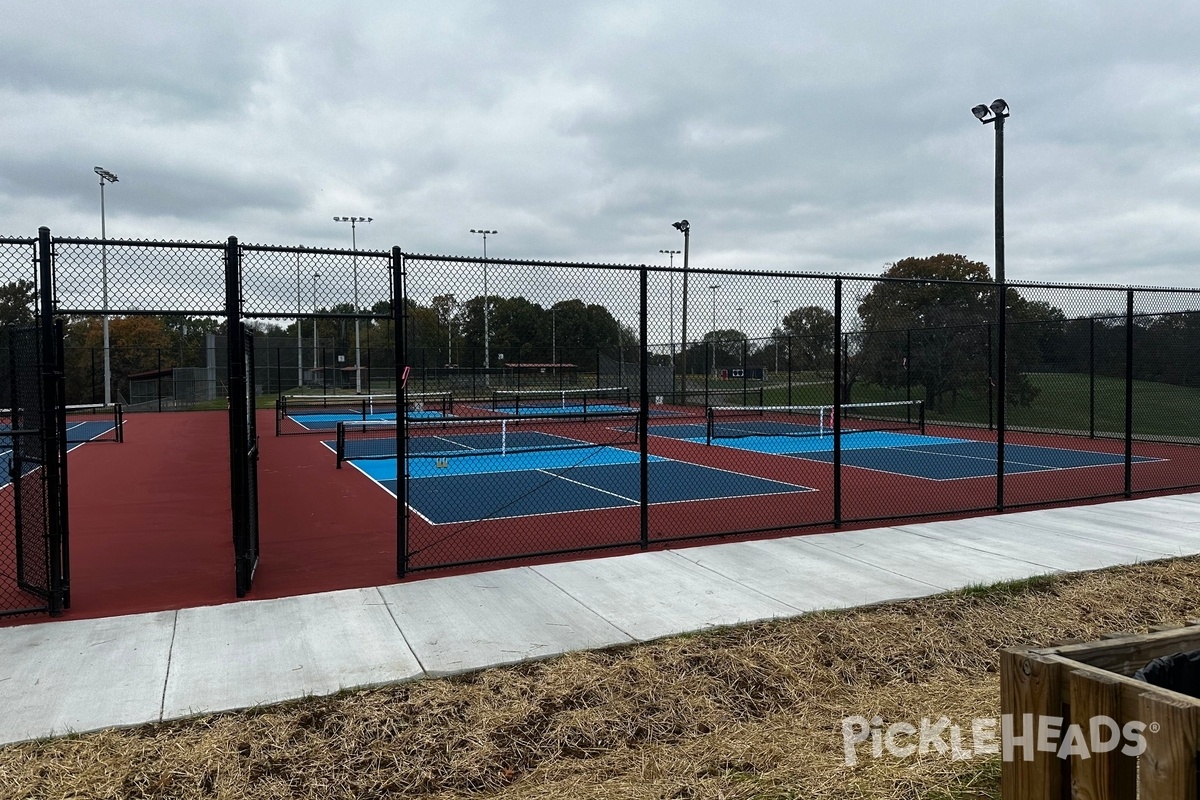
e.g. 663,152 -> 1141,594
1002,624 -> 1200,799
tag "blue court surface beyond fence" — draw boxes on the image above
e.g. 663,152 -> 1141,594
647,421 -> 1161,481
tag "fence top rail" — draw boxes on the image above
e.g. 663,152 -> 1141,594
241,243 -> 390,258
0,236 -> 36,245
54,236 -> 226,250
57,307 -> 229,317
401,251 -> 1200,293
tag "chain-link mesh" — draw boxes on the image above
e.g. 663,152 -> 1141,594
1,327 -> 52,615
54,239 -> 226,314
398,254 -> 644,569
392,262 -> 1200,572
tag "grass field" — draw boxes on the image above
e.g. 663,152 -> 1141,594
2,556 -> 1197,799
752,372 -> 1200,439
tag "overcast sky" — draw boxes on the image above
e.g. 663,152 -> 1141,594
3,1 -> 1199,290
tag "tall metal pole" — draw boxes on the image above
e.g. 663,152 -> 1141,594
470,229 -> 497,380
312,272 -> 320,370
660,249 -> 680,383
672,221 -> 690,394
95,167 -> 118,406
971,99 -> 1009,284
334,216 -> 371,393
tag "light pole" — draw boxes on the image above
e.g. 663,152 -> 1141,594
971,99 -> 1009,285
671,220 -> 690,392
94,166 -> 118,406
470,229 -> 497,378
660,248 -> 680,378
312,272 -> 321,371
333,216 -> 371,393
709,283 -> 720,377
737,307 -> 745,338
772,299 -> 781,373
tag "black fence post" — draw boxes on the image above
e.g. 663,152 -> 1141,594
987,323 -> 994,431
704,341 -> 710,408
833,279 -> 842,528
996,283 -> 1006,512
395,247 -> 409,577
1089,316 -> 1096,439
91,347 -> 97,404
1125,290 -> 1134,497
787,335 -> 793,406
639,266 -> 649,550
38,227 -> 66,615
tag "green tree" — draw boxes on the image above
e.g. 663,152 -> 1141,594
0,279 -> 36,326
852,254 -> 1042,411
781,305 -> 835,374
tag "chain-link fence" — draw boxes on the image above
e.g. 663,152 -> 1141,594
5,226 -> 1200,594
390,258 -> 1200,573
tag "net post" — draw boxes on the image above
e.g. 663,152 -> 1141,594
705,406 -> 714,446
335,421 -> 345,468
917,399 -> 925,435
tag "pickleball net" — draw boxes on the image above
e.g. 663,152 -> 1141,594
705,400 -> 924,445
276,391 -> 453,434
489,386 -> 632,413
334,410 -> 640,467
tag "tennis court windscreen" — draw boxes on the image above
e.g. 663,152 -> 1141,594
705,400 -> 924,445
335,410 -> 640,467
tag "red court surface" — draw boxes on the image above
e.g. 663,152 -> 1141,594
10,406 -> 1199,625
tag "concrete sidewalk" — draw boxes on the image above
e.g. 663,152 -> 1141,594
3,494 -> 1200,746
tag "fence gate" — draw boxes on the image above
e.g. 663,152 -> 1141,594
3,323 -> 68,616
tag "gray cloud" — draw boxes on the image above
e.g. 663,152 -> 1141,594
1,0 -> 1197,288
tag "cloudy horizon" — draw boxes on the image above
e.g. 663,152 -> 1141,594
3,2 -> 1199,289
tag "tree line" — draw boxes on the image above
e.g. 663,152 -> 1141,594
3,252 -> 1198,409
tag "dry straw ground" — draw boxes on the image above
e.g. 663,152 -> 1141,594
3,555 -> 1199,799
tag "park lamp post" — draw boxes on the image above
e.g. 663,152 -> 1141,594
94,166 -> 118,407
333,216 -> 371,393
470,229 -> 497,376
660,249 -> 680,375
970,99 -> 1009,285
312,272 -> 321,371
671,220 -> 690,392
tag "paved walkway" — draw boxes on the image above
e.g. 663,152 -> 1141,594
3,494 -> 1200,746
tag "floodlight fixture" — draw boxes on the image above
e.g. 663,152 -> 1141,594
971,105 -> 990,122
